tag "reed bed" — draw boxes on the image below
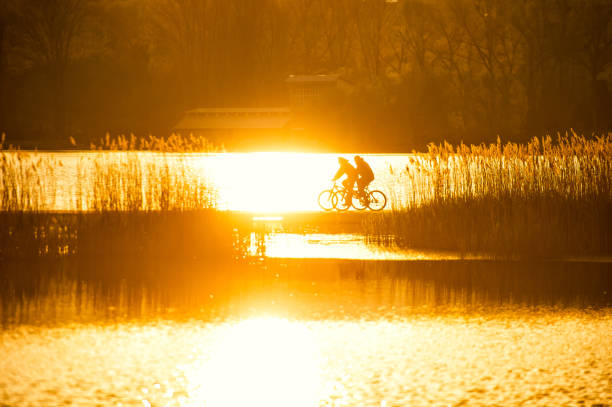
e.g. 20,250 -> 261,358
85,152 -> 215,212
368,134 -> 612,258
0,135 -> 228,260
86,132 -> 224,152
1,151 -> 216,212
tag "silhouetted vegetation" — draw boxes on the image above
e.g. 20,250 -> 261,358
1,140 -> 216,211
87,133 -> 224,152
0,0 -> 611,150
368,134 -> 612,257
0,136 -> 235,260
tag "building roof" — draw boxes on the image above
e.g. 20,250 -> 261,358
285,74 -> 338,84
174,108 -> 291,130
185,107 -> 291,114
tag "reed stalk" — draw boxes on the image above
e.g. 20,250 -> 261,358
1,136 -> 221,260
369,133 -> 612,258
86,132 -> 224,153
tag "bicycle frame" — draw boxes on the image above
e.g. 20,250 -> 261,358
335,183 -> 370,201
320,182 -> 385,211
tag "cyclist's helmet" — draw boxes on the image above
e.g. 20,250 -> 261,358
354,155 -> 362,163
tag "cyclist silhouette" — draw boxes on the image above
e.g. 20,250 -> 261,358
354,155 -> 374,199
332,157 -> 357,206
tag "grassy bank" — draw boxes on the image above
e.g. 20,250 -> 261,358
369,134 -> 612,258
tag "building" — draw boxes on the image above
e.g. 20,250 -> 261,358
174,75 -> 339,150
174,107 -> 291,150
285,75 -> 339,110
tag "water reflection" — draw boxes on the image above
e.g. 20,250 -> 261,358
249,232 -> 495,260
238,213 -> 491,260
2,258 -> 610,327
1,259 -> 611,406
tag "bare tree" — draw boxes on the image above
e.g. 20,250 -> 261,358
290,0 -> 357,73
0,2 -> 10,131
9,0 -> 91,139
147,0 -> 286,107
352,0 -> 395,79
510,0 -> 553,134
390,0 -> 436,75
254,1 -> 291,101
575,0 -> 612,130
286,0 -> 329,73
322,0 -> 354,71
1,0 -> 609,147
147,0 -> 212,107
445,0 -> 523,136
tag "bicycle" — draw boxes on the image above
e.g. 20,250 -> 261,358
318,183 -> 387,211
317,183 -> 342,211
335,184 -> 387,211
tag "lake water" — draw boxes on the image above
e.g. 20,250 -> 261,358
1,259 -> 611,406
1,151 -> 611,406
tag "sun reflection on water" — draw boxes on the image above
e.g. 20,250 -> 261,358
189,317 -> 322,407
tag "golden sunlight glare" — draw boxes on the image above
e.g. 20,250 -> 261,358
191,317 -> 322,407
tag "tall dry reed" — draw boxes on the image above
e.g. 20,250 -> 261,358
397,133 -> 611,207
84,152 -> 215,212
1,134 -> 221,260
1,146 -> 216,212
86,132 -> 224,153
368,133 -> 612,258
0,135 -> 58,212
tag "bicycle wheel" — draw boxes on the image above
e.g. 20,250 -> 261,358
367,190 -> 387,211
318,189 -> 337,211
334,191 -> 350,211
352,192 -> 368,210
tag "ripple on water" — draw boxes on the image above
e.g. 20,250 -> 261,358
1,312 -> 611,406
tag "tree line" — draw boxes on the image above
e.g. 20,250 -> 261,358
0,0 -> 611,150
